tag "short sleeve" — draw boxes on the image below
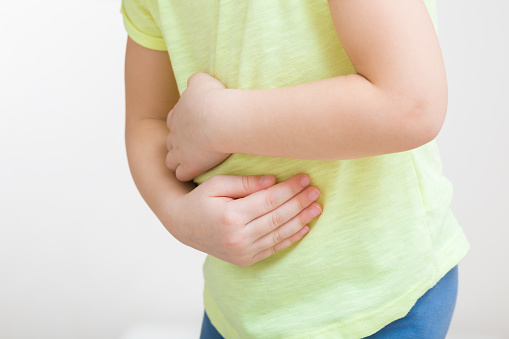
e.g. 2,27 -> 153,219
120,0 -> 167,51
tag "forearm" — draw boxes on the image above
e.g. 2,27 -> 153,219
207,73 -> 441,160
125,118 -> 196,235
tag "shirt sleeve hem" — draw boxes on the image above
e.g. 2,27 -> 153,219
120,5 -> 167,51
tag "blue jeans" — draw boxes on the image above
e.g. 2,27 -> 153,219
200,266 -> 458,339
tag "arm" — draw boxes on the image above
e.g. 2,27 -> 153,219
166,0 -> 448,181
204,0 -> 448,160
124,37 -> 321,266
124,36 -> 195,235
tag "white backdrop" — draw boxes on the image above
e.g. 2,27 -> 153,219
0,0 -> 507,338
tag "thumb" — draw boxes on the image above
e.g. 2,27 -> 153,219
206,174 -> 276,199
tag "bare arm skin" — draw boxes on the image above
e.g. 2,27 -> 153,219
206,0 -> 448,158
124,36 -> 195,228
124,37 -> 322,266
166,0 -> 448,181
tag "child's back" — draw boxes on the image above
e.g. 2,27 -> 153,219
121,1 -> 470,337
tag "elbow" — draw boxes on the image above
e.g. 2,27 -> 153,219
401,94 -> 447,150
374,73 -> 448,153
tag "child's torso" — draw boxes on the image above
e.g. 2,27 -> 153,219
149,1 -> 469,337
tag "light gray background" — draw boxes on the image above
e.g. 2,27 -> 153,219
0,0 -> 507,338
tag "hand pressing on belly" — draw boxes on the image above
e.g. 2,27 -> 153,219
166,72 -> 230,182
168,173 -> 322,267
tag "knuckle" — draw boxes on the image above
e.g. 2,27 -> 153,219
270,212 -> 285,229
175,167 -> 187,182
221,210 -> 240,227
265,193 -> 280,210
187,72 -> 203,86
296,214 -> 307,227
165,157 -> 173,171
288,178 -> 304,194
272,229 -> 284,245
272,242 -> 283,254
241,176 -> 251,193
295,196 -> 307,211
224,234 -> 243,250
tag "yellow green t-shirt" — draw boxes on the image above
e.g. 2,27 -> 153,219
120,1 -> 470,338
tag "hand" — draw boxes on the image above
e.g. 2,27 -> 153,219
166,72 -> 231,182
168,173 -> 322,267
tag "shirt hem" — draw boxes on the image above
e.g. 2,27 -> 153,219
203,229 -> 470,339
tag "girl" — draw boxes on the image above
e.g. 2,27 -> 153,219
121,0 -> 470,337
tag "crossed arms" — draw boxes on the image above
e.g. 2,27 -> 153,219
125,0 -> 447,266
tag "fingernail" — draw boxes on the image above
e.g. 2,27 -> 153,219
300,175 -> 311,186
309,206 -> 322,218
309,189 -> 320,201
300,226 -> 310,236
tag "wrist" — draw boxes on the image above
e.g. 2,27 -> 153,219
202,88 -> 240,154
156,183 -> 195,239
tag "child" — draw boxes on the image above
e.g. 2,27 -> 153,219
121,0 -> 470,338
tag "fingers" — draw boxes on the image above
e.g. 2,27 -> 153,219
165,150 -> 179,172
245,186 -> 320,240
187,72 -> 200,88
187,72 -> 223,90
166,132 -> 173,152
175,165 -> 196,182
250,202 -> 321,257
166,108 -> 174,130
234,174 -> 311,222
203,174 -> 277,199
251,223 -> 311,264
166,133 -> 178,171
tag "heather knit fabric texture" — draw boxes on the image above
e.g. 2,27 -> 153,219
120,1 -> 470,338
